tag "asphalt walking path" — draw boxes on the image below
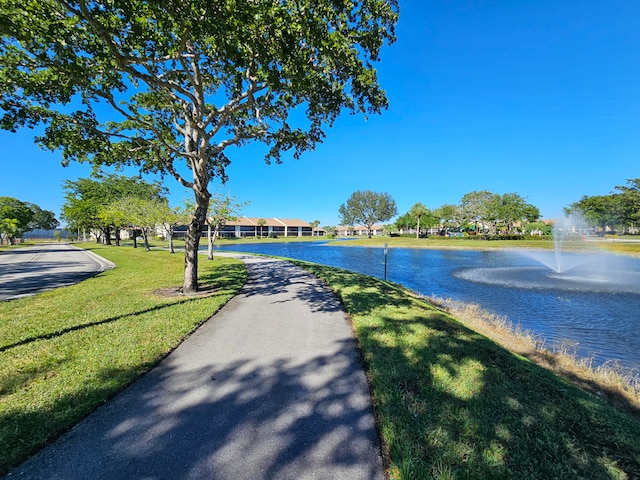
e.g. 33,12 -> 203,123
5,253 -> 385,480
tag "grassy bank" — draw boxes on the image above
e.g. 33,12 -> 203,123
0,244 -> 246,474
205,233 -> 640,257
337,235 -> 640,255
294,261 -> 640,479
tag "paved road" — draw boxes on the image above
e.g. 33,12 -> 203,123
5,254 -> 384,480
0,243 -> 114,301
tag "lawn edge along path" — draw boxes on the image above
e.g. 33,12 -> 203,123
293,259 -> 640,480
0,244 -> 246,475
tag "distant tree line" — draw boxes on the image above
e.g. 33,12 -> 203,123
390,190 -> 550,236
565,179 -> 640,235
61,174 -> 246,255
61,174 -> 189,252
339,181 -> 640,239
0,197 -> 59,244
335,189 -> 544,238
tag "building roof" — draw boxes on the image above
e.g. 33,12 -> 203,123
225,217 -> 310,227
275,218 -> 311,227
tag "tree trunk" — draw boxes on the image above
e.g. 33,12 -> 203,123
115,228 -> 121,246
207,224 -> 213,260
208,227 -> 219,260
168,226 -> 175,254
143,228 -> 150,251
183,191 -> 209,294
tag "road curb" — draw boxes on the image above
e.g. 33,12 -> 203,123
67,243 -> 116,272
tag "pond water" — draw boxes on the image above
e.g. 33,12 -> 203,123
213,241 -> 640,373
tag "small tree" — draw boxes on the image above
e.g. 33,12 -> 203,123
339,190 -> 397,238
0,218 -> 20,245
257,218 -> 267,239
99,200 -> 131,247
309,220 -> 321,236
206,194 -> 248,260
157,203 -> 190,254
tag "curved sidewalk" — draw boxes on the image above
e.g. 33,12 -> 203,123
5,254 -> 384,480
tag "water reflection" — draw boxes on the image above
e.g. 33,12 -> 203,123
214,242 -> 640,372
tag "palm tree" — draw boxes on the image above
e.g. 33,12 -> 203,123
310,219 -> 321,236
257,218 -> 266,238
409,202 -> 429,239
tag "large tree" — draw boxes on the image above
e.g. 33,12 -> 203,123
0,0 -> 399,293
0,198 -> 59,244
492,193 -> 540,234
615,178 -> 640,229
0,196 -> 33,243
433,204 -> 461,236
339,190 -> 397,238
458,190 -> 497,234
26,203 -> 60,231
566,179 -> 640,234
567,194 -> 625,235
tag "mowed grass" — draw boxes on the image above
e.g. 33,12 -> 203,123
339,235 -> 640,255
295,261 -> 640,480
0,244 -> 246,474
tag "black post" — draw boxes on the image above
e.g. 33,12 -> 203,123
384,242 -> 388,281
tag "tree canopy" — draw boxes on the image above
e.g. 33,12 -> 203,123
408,202 -> 434,238
0,197 -> 58,243
26,203 -> 60,231
1,0 -> 399,292
394,192 -> 540,237
0,197 -> 33,243
61,174 -> 167,244
567,178 -> 640,234
339,190 -> 397,238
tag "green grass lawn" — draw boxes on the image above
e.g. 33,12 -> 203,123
0,244 -> 246,474
336,235 -> 640,255
2,242 -> 640,478
294,261 -> 640,480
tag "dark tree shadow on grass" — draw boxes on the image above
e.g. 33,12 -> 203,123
302,263 -> 640,479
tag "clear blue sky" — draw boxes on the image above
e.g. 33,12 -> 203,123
1,0 -> 638,227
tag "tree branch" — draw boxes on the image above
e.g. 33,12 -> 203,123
59,0 -> 198,105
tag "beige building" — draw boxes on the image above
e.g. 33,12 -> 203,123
221,217 -> 313,238
334,224 -> 385,236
